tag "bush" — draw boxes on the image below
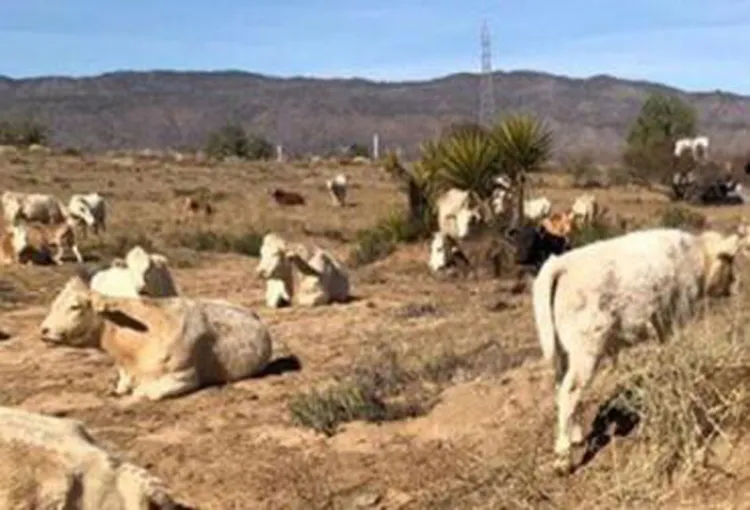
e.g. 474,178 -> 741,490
172,230 -> 263,257
660,205 -> 707,230
348,210 -> 433,267
205,124 -> 274,161
0,119 -> 48,147
569,207 -> 626,248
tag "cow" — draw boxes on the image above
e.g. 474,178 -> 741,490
255,233 -> 294,308
523,197 -> 552,222
269,188 -> 305,206
508,218 -> 571,276
326,173 -> 348,207
288,245 -> 351,306
39,272 -> 273,402
14,219 -> 83,265
532,225 -> 750,474
1,191 -> 67,225
436,188 -> 482,240
0,224 -> 28,265
67,192 -> 107,237
90,245 -> 179,298
570,194 -> 598,224
0,406 -> 192,509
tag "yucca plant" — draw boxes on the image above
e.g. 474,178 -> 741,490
492,114 -> 553,227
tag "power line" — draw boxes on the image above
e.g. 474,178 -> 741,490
479,20 -> 496,127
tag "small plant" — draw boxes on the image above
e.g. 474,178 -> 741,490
172,230 -> 263,257
660,205 -> 707,230
348,209 -> 433,267
569,207 -> 626,248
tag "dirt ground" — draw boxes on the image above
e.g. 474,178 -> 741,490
2,151 -> 750,509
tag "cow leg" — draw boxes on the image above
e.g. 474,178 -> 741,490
53,245 -> 65,265
111,367 -> 134,396
554,352 -> 597,474
131,369 -> 200,401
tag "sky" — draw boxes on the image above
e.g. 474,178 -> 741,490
1,0 -> 750,93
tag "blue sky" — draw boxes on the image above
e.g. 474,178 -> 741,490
1,0 -> 750,93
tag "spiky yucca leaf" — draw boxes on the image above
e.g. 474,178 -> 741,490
492,114 -> 553,179
427,129 -> 504,200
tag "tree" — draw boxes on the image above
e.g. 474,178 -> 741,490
205,124 -> 274,161
624,93 -> 697,182
492,114 -> 553,228
348,143 -> 370,158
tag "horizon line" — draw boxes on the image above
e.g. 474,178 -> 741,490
0,67 -> 745,98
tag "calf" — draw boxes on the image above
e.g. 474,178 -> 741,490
533,226 -> 750,474
67,192 -> 107,237
326,173 -> 348,207
15,219 -> 83,265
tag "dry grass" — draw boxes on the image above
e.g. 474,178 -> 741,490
2,151 -> 750,509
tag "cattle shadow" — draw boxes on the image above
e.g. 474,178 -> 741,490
0,330 -> 11,341
257,355 -> 303,377
573,387 -> 641,473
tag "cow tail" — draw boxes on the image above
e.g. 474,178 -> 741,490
532,254 -> 566,372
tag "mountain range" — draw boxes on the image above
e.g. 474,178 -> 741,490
0,69 -> 748,160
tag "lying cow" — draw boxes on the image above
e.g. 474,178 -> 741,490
67,192 -> 107,237
1,191 -> 67,225
270,188 -> 305,206
255,233 -> 294,308
532,225 -> 750,474
288,245 -> 351,306
90,245 -> 179,297
39,272 -> 273,402
0,406 -> 191,509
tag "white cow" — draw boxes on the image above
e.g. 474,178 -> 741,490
14,219 -> 83,265
1,191 -> 68,225
532,226 -> 750,474
68,192 -> 107,236
326,173 -> 348,207
674,136 -> 709,159
0,406 -> 190,509
255,233 -> 294,308
288,245 -> 351,306
90,245 -> 179,298
40,273 -> 273,402
0,224 -> 28,265
570,194 -> 598,224
524,197 -> 552,221
436,188 -> 482,239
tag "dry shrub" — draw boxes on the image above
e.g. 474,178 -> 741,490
170,229 -> 262,257
569,205 -> 626,248
606,306 -> 750,486
289,342 -> 528,437
348,209 -> 432,267
659,205 -> 707,230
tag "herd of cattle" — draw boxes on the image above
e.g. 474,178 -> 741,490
2,163 -> 750,507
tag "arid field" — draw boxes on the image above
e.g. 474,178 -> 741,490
3,150 -> 750,509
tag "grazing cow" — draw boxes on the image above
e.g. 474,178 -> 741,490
39,273 -> 273,402
0,224 -> 28,265
255,233 -> 294,308
0,406 -> 192,509
270,188 -> 305,206
326,173 -> 348,207
67,192 -> 107,236
570,194 -> 598,224
288,245 -> 351,306
14,219 -> 83,265
532,226 -> 750,474
436,188 -> 482,239
90,245 -> 179,298
429,229 -> 512,280
1,191 -> 67,225
524,197 -> 552,222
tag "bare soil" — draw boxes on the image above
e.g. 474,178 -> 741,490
1,151 -> 750,509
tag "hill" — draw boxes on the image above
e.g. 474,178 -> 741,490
0,69 -> 749,159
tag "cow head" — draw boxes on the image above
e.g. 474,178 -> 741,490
69,198 -> 96,227
40,274 -> 101,348
256,233 -> 291,279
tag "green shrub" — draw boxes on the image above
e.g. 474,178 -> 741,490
660,205 -> 707,230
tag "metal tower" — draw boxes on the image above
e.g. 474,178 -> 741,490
479,20 -> 496,127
